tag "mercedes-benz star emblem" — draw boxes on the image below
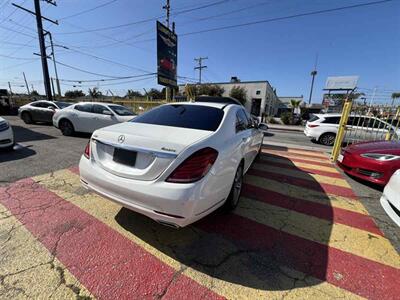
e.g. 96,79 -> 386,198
118,135 -> 125,143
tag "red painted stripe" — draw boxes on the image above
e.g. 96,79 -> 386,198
260,154 -> 334,168
242,183 -> 382,236
257,160 -> 343,179
197,213 -> 399,300
262,145 -> 325,155
262,149 -> 330,161
69,165 -> 79,174
247,169 -> 357,198
0,179 -> 223,300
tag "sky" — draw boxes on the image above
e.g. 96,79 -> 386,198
0,0 -> 399,104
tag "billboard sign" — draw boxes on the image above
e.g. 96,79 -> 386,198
324,76 -> 359,90
157,21 -> 177,87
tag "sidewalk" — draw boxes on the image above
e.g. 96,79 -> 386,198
267,124 -> 305,132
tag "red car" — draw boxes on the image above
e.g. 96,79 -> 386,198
337,140 -> 400,186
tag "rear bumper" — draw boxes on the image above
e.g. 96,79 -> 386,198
79,156 -> 226,227
337,152 -> 392,186
304,128 -> 317,139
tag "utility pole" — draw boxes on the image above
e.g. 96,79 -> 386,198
194,57 -> 208,84
308,54 -> 318,105
163,0 -> 170,28
51,77 -> 56,97
8,82 -> 13,96
23,72 -> 30,94
12,0 -> 58,101
163,0 -> 171,101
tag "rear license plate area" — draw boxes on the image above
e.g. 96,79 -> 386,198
113,148 -> 137,166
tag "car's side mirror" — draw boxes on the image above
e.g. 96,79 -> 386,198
102,110 -> 113,116
47,106 -> 55,111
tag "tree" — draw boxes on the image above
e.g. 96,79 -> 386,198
30,90 -> 40,96
229,86 -> 247,105
196,84 -> 225,97
126,89 -> 143,98
64,90 -> 85,98
147,88 -> 164,100
391,92 -> 400,106
330,92 -> 365,106
290,99 -> 302,114
88,87 -> 102,99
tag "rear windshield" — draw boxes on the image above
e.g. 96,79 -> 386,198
55,101 -> 72,109
131,104 -> 224,131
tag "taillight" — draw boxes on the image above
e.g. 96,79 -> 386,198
84,141 -> 91,159
166,147 -> 218,183
308,124 -> 319,128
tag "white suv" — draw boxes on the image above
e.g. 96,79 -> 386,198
304,113 -> 399,146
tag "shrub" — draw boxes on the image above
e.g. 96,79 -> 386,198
280,112 -> 293,125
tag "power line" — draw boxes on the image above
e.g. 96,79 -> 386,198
59,73 -> 157,83
179,0 -> 396,37
59,0 -> 119,20
0,53 -> 36,60
56,0 -> 232,35
133,0 -> 396,43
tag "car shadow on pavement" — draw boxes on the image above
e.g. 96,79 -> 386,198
115,149 -> 333,292
0,145 -> 36,163
12,125 -> 56,143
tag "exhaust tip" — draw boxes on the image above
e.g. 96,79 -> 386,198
156,220 -> 180,229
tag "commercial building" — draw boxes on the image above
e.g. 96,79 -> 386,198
178,78 -> 280,118
276,96 -> 305,116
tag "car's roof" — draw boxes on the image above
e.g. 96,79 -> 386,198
74,101 -> 116,106
166,101 -> 239,109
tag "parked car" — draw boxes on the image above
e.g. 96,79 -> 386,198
79,102 -> 264,228
337,140 -> 400,186
53,102 -> 136,136
304,113 -> 399,146
380,169 -> 400,227
18,100 -> 72,124
0,116 -> 14,151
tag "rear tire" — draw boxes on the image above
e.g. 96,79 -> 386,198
21,112 -> 33,124
223,163 -> 244,211
59,119 -> 75,136
319,133 -> 336,146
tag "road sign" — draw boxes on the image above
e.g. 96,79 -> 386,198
324,76 -> 359,90
156,21 -> 177,87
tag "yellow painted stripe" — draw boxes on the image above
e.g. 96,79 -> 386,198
252,163 -> 352,188
237,197 -> 400,269
33,170 -> 363,300
244,175 -> 368,215
260,156 -> 340,174
264,148 -> 329,159
0,202 -> 93,299
262,150 -> 331,164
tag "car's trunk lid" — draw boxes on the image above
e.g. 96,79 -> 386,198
91,122 -> 213,181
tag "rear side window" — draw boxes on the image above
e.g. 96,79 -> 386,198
322,117 -> 340,124
131,104 -> 224,131
236,109 -> 249,132
75,104 -> 93,113
308,115 -> 320,122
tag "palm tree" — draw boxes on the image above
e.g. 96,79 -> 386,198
391,92 -> 400,106
88,87 -> 102,99
290,99 -> 302,114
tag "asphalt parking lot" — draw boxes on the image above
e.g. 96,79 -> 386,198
0,115 -> 399,299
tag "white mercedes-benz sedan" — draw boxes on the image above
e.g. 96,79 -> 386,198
0,116 -> 14,151
79,102 -> 264,227
53,102 -> 136,136
380,169 -> 400,227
